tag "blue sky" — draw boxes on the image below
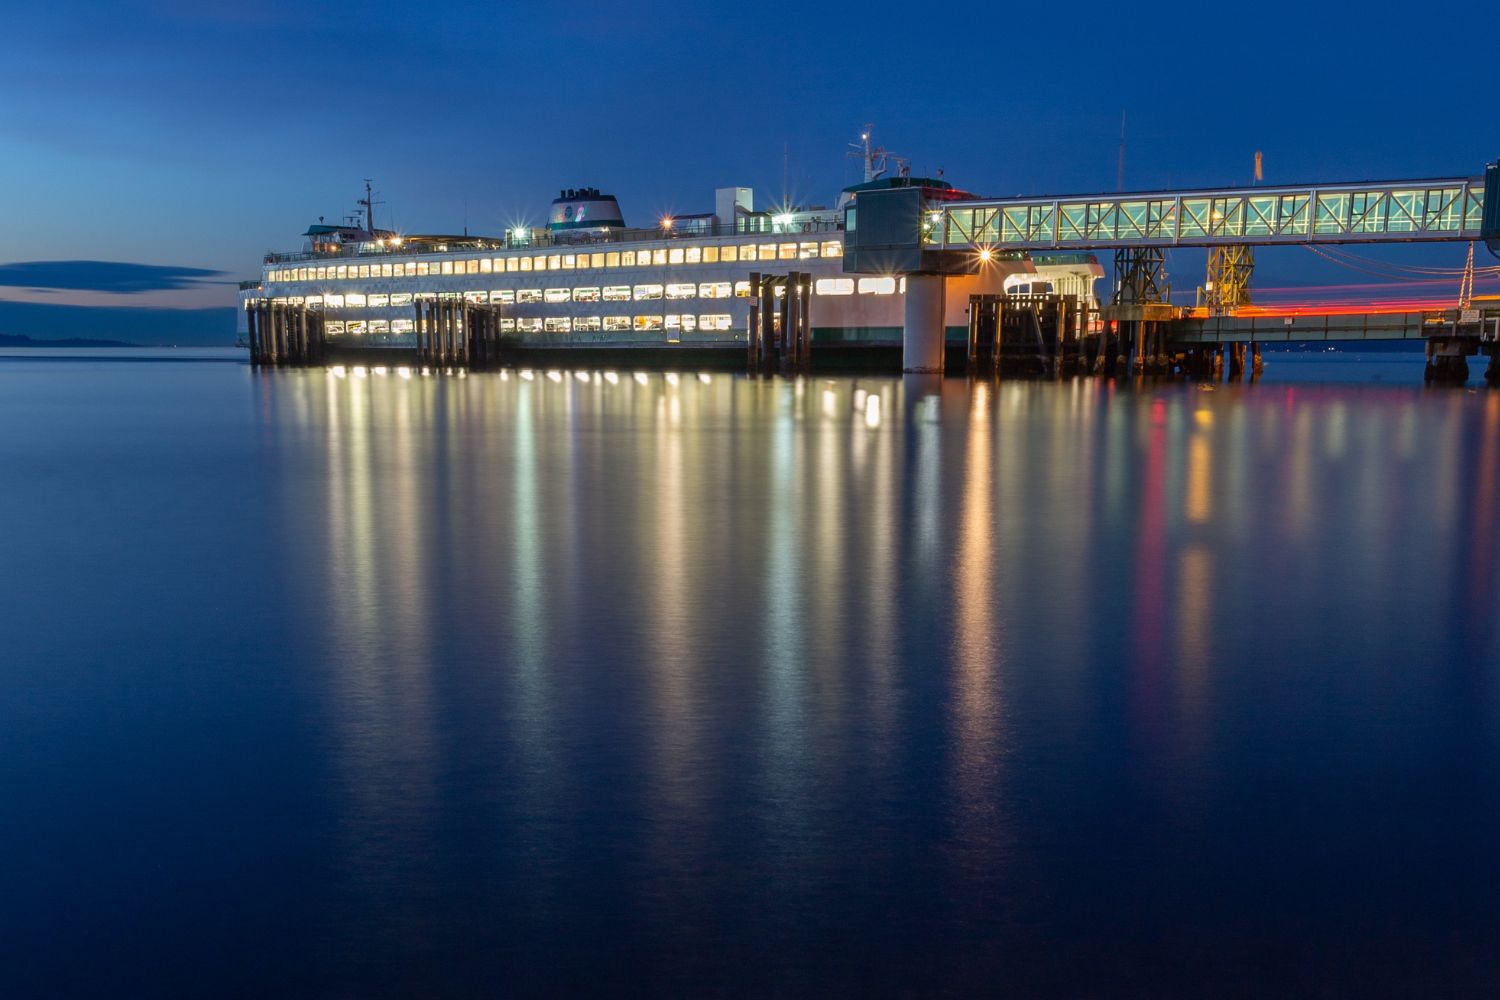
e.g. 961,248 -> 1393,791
1,1 -> 1496,341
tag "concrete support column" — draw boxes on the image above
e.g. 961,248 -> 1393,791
902,273 -> 946,374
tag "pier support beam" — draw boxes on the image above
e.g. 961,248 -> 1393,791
903,273 -> 946,374
246,304 -> 260,364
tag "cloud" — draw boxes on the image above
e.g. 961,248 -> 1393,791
0,260 -> 229,295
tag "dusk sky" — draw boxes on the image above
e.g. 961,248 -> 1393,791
3,0 -> 1497,341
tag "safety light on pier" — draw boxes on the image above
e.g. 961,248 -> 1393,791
660,215 -> 674,231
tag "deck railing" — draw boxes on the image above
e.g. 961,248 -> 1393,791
265,219 -> 844,264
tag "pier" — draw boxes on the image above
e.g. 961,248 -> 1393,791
241,157 -> 1500,383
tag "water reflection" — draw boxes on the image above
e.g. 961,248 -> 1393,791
231,368 -> 1500,992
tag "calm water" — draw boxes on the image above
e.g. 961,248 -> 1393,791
2,349 -> 1498,997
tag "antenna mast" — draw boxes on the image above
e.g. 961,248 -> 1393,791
1116,111 -> 1126,192
849,125 -> 888,184
357,179 -> 384,234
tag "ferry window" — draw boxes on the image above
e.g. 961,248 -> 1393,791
799,242 -> 819,259
516,289 -> 542,303
858,276 -> 896,295
404,262 -> 417,276
621,251 -> 636,267
520,257 -> 533,272
382,264 -> 394,278
506,258 -> 519,273
815,278 -> 854,295
299,268 -> 310,281
358,265 -> 371,278
573,287 -> 600,302
680,314 -> 698,332
480,259 -> 492,274
668,248 -> 684,265
392,319 -> 414,334
416,262 -> 429,276
602,285 -> 631,301
440,261 -> 453,276
685,247 -> 702,264
547,255 -> 561,270
603,316 -> 631,331
591,252 -> 605,269
734,281 -> 751,298
633,284 -> 663,301
326,321 -> 345,335
500,318 -> 516,332
545,288 -> 571,303
369,320 -> 389,334
489,290 -> 515,304
634,315 -> 664,331
465,291 -> 487,304
699,282 -> 731,299
346,293 -> 367,308
666,283 -> 696,299
700,314 -> 732,331
315,267 -> 327,280
576,316 -> 601,332
303,295 -> 323,306
665,314 -> 681,330
821,241 -> 842,257
324,294 -> 345,308
652,249 -> 668,266
535,256 -> 548,272
337,265 -> 349,279
759,244 -> 778,261
347,321 -> 367,336
368,294 -> 389,308
516,318 -> 543,332
778,243 -> 797,260
544,317 -> 572,333
899,277 -> 906,293
562,254 -> 576,270
390,293 -> 412,307
606,252 -> 620,268
721,245 -> 738,262
703,246 -> 720,264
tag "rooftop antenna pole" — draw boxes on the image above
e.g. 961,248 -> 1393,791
360,179 -> 374,233
1116,111 -> 1126,192
783,141 -> 789,208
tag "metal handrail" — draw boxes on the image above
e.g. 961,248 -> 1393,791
264,219 -> 845,264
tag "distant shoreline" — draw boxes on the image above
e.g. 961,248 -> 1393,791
0,333 -> 137,348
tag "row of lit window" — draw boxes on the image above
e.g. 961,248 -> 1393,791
329,314 -> 737,336
267,277 -> 897,310
267,241 -> 844,283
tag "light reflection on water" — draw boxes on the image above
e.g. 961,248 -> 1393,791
1,356 -> 1499,995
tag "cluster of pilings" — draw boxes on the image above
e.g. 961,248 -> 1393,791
1425,314 -> 1495,385
966,294 -> 1086,376
413,299 -> 511,369
747,271 -> 812,374
965,295 -> 1267,382
414,299 -> 468,367
246,301 -> 327,365
1176,342 -> 1265,382
1094,308 -> 1179,376
465,305 -> 508,368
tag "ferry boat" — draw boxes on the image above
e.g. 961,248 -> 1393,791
238,134 -> 1104,353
